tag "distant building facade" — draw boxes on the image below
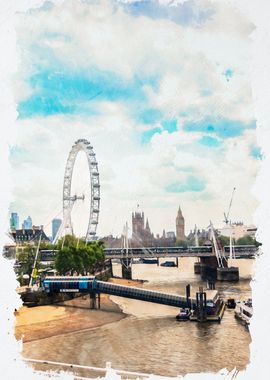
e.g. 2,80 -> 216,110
10,225 -> 50,244
101,235 -> 122,248
218,222 -> 257,240
187,227 -> 209,242
131,211 -> 154,247
176,206 -> 185,241
166,231 -> 176,240
52,218 -> 62,241
130,209 -> 177,247
22,216 -> 33,229
102,207 -> 181,248
10,212 -> 19,230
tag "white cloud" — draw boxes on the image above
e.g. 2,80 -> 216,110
15,0 -> 255,123
10,0 -> 259,237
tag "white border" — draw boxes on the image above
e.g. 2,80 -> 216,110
1,1 -> 270,379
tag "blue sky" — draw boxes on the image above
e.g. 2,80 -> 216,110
18,63 -> 158,119
183,117 -> 256,139
12,0 -> 260,235
120,0 -> 215,26
166,176 -> 206,193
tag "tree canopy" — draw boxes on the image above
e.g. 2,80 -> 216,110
236,235 -> 261,247
16,246 -> 37,276
176,239 -> 188,248
54,236 -> 105,275
218,235 -> 230,247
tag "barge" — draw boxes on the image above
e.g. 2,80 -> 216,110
176,288 -> 225,322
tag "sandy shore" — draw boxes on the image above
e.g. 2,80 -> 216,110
15,277 -> 143,343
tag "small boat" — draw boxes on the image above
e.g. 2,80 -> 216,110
234,299 -> 252,327
161,261 -> 176,267
142,258 -> 158,264
176,308 -> 190,321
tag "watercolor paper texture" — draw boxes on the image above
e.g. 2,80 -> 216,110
1,0 -> 270,379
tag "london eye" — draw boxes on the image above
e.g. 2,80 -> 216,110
54,139 -> 100,243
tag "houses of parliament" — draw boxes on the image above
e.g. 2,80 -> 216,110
131,206 -> 185,247
102,206 -> 186,248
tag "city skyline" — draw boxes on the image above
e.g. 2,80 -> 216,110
10,0 -> 260,238
8,204 -> 256,243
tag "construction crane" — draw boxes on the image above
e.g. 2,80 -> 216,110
223,187 -> 236,225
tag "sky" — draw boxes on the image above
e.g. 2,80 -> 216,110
10,0 -> 261,238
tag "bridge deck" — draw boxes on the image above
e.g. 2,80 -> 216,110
104,251 -> 256,259
39,246 -> 257,261
96,281 -> 196,308
43,278 -> 212,309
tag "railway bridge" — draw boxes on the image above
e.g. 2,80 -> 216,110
39,245 -> 258,281
103,245 -> 258,281
104,245 -> 257,259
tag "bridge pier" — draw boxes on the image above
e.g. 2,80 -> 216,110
217,267 -> 239,281
200,256 -> 239,281
90,292 -> 101,309
108,259 -> 113,277
121,258 -> 132,280
194,261 -> 201,274
186,284 -> 191,309
196,287 -> 207,322
200,256 -> 225,281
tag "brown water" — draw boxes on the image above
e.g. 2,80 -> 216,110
23,258 -> 253,377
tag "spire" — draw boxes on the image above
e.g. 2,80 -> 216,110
176,205 -> 185,240
145,218 -> 150,233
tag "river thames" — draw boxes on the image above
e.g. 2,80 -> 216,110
23,258 -> 253,378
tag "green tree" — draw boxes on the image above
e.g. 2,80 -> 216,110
16,245 -> 38,277
236,235 -> 261,247
39,241 -> 56,250
54,247 -> 75,275
54,239 -> 105,275
56,234 -> 82,249
176,239 -> 188,248
218,235 -> 230,247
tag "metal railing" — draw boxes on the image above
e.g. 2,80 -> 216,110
24,358 -> 152,379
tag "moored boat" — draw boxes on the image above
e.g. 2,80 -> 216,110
176,308 -> 190,321
142,258 -> 158,264
161,261 -> 176,267
234,299 -> 252,327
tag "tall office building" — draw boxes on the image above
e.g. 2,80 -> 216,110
22,216 -> 33,229
176,206 -> 185,240
10,212 -> 19,230
52,218 -> 62,241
